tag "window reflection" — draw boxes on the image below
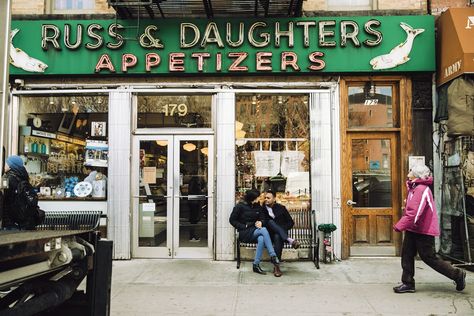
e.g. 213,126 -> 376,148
352,139 -> 392,207
348,85 -> 394,128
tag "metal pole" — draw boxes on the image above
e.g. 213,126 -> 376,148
0,0 -> 12,184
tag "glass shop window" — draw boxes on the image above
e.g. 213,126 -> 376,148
18,95 -> 109,201
235,94 -> 311,211
136,95 -> 212,129
348,83 -> 396,128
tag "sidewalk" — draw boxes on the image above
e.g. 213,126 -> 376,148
111,258 -> 473,315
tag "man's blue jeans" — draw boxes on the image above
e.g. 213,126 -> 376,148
252,227 -> 277,265
266,220 -> 289,260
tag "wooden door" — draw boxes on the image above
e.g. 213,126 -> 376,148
340,77 -> 410,258
343,133 -> 401,256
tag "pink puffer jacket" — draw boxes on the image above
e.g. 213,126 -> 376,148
394,177 -> 440,236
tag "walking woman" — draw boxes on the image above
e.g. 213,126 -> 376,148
229,189 -> 281,276
393,164 -> 466,293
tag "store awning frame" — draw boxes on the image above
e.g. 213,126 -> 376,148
437,8 -> 474,87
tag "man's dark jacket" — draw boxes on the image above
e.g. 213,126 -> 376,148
262,203 -> 294,231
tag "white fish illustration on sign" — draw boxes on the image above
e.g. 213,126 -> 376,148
370,22 -> 424,70
9,29 -> 48,73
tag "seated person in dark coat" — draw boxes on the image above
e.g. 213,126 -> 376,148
263,190 -> 300,262
229,189 -> 281,276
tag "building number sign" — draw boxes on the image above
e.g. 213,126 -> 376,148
162,103 -> 188,116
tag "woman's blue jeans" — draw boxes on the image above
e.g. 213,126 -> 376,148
252,227 -> 277,265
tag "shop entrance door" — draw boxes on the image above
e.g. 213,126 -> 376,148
342,133 -> 401,256
132,135 -> 213,258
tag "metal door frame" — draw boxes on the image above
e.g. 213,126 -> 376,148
131,134 -> 214,258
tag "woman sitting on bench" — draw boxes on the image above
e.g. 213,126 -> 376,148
229,189 -> 281,276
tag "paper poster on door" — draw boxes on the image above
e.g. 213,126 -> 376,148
143,167 -> 157,184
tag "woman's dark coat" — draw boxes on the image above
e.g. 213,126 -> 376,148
2,167 -> 30,228
229,202 -> 267,243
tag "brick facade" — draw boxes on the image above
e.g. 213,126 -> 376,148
12,0 -> 45,14
303,0 -> 426,11
12,0 -> 113,15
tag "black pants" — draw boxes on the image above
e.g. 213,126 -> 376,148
401,231 -> 460,286
267,220 -> 289,260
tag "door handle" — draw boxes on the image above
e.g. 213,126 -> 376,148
175,195 -> 213,199
132,195 -> 172,198
346,200 -> 357,206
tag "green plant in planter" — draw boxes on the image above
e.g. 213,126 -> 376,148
317,223 -> 337,234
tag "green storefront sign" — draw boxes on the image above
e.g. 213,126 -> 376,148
10,16 -> 435,75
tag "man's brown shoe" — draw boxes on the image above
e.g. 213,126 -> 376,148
292,240 -> 300,249
273,265 -> 282,277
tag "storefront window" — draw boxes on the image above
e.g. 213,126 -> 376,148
348,84 -> 394,128
18,95 -> 108,201
235,94 -> 310,207
136,95 -> 212,128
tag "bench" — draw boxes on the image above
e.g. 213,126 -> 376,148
236,206 -> 319,269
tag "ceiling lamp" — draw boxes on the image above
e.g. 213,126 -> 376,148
156,140 -> 168,146
200,147 -> 208,155
183,142 -> 196,152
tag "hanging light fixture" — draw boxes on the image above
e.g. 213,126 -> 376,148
49,96 -> 55,105
251,95 -> 257,105
200,147 -> 208,155
183,142 -> 196,152
156,140 -> 168,146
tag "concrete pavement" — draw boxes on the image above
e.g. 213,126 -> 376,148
111,258 -> 474,315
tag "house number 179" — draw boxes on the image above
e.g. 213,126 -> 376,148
163,103 -> 188,116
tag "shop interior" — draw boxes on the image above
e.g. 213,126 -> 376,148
234,94 -> 311,212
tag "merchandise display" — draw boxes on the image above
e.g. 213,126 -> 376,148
18,95 -> 109,200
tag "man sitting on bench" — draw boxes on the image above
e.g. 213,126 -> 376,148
263,190 -> 300,265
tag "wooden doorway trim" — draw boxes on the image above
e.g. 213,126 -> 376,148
340,76 -> 413,259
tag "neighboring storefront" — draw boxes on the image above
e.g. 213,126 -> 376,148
8,16 -> 435,259
435,8 -> 474,265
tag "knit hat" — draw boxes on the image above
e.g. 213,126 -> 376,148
410,164 -> 431,179
6,155 -> 24,171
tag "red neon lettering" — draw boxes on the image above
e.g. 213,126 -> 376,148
308,51 -> 325,71
228,52 -> 248,72
146,53 -> 161,72
256,52 -> 272,71
169,52 -> 185,72
191,52 -> 211,72
95,54 -> 116,73
281,52 -> 300,71
122,53 -> 137,72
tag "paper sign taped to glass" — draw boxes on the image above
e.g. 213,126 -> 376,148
285,172 -> 310,196
280,151 -> 305,176
252,151 -> 281,177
